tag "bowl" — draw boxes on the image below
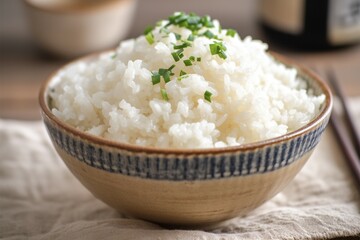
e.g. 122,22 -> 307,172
39,51 -> 332,226
24,0 -> 137,58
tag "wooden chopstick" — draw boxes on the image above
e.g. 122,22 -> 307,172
327,70 -> 360,154
326,70 -> 360,188
330,108 -> 360,185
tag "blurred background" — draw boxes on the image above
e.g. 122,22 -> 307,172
1,0 -> 360,119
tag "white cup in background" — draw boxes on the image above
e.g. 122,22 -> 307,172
24,0 -> 137,58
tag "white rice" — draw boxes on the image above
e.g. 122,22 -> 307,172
50,16 -> 325,149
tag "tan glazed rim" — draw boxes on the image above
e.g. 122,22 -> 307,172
39,51 -> 333,155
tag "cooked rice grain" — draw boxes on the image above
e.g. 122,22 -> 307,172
50,18 -> 325,148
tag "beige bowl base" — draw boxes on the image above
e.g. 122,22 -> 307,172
55,145 -> 312,226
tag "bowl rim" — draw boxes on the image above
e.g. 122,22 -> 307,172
39,50 -> 333,155
23,0 -> 135,14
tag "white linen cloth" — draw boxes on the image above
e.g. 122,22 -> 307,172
1,98 -> 360,240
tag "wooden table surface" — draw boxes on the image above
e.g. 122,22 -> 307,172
1,0 -> 360,120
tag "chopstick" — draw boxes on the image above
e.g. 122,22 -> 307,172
327,70 -> 360,153
326,69 -> 360,188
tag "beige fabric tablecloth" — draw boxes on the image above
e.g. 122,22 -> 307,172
1,99 -> 360,240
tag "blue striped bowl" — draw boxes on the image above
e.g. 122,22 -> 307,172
39,52 -> 332,226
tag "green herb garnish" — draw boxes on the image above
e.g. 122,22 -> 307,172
154,65 -> 176,84
177,49 -> 184,58
171,52 -> 180,62
169,13 -> 188,25
178,70 -> 188,81
209,41 -> 227,59
183,59 -> 192,66
201,15 -> 214,28
180,70 -> 187,76
161,88 -> 169,101
203,30 -> 215,39
168,64 -> 176,71
144,26 -> 154,35
167,12 -> 215,32
204,90 -> 213,102
174,33 -> 182,40
145,32 -> 154,44
163,71 -> 171,83
173,40 -> 192,50
145,12 -> 233,100
226,29 -> 237,37
187,15 -> 201,25
151,72 -> 161,85
187,34 -> 195,41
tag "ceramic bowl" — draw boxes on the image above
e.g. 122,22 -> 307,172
39,52 -> 332,226
24,0 -> 137,58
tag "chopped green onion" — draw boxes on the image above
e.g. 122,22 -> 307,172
159,68 -> 167,75
187,15 -> 201,25
145,32 -> 154,44
151,72 -> 161,85
163,71 -> 171,83
183,59 -> 192,66
172,52 -> 180,62
145,13 -> 230,92
144,26 -> 154,35
174,14 -> 188,24
226,29 -> 237,37
168,64 -> 176,71
179,70 -> 187,76
218,51 -> 227,59
176,49 -> 185,59
204,90 -> 213,102
174,33 -> 182,40
203,30 -> 214,39
166,12 -> 215,33
154,65 -> 176,84
173,41 -> 191,50
187,34 -> 195,41
201,15 -> 214,28
209,41 -> 227,59
168,13 -> 188,27
161,88 -> 169,101
111,53 -> 117,59
210,43 -> 218,55
178,70 -> 188,81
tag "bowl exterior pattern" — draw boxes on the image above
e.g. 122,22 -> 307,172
43,115 -> 329,181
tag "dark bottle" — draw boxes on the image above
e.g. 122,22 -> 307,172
259,0 -> 360,49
